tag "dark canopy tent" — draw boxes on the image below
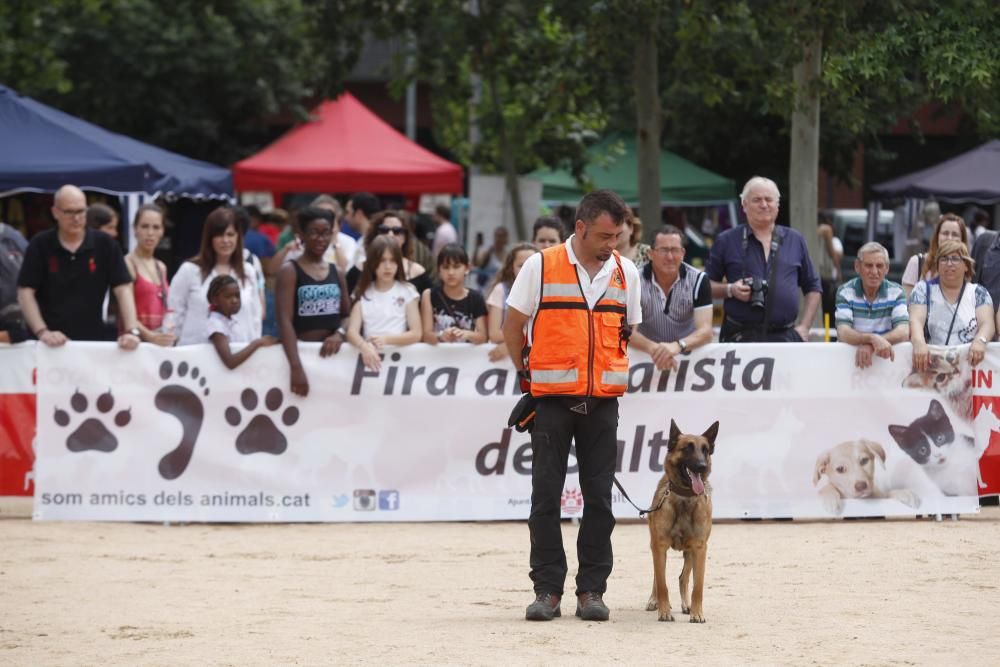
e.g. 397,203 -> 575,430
232,92 -> 464,199
0,84 -> 232,200
872,140 -> 1000,203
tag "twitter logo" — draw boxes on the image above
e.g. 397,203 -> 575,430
331,494 -> 349,508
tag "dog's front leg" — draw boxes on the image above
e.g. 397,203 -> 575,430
688,545 -> 707,623
679,550 -> 692,614
652,538 -> 673,621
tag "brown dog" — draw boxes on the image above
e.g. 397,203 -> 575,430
645,419 -> 719,623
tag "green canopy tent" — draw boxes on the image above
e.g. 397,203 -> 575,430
527,135 -> 736,205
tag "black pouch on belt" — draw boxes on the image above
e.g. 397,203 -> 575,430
507,393 -> 538,433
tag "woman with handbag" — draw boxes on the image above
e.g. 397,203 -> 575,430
124,204 -> 176,346
909,238 -> 994,371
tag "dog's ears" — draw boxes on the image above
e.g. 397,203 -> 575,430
862,439 -> 886,463
813,452 -> 830,486
702,421 -> 720,454
667,419 -> 680,451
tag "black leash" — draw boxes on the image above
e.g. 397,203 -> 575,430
613,476 -> 668,517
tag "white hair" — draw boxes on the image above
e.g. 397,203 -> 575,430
740,176 -> 780,204
856,242 -> 889,264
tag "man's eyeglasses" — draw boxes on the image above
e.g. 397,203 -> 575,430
938,255 -> 964,265
57,207 -> 87,217
377,225 -> 406,236
651,247 -> 684,256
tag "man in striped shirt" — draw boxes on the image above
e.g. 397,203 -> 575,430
835,242 -> 909,368
630,225 -> 713,369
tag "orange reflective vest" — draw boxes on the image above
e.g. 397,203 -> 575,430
528,245 -> 629,398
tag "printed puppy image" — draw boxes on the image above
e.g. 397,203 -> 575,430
813,439 -> 921,515
646,419 -> 719,623
902,347 -> 972,420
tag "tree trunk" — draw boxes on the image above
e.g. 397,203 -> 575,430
486,73 -> 527,240
789,33 -> 822,324
634,22 -> 661,237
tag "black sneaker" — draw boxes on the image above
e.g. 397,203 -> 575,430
575,592 -> 610,621
525,592 -> 562,621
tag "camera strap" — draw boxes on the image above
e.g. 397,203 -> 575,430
761,227 -> 784,338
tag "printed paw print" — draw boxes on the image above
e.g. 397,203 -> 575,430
154,361 -> 209,480
225,388 -> 300,456
55,389 -> 131,453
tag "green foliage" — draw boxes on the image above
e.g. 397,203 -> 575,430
0,2 -> 74,95
0,0 -> 370,165
374,1 -> 608,178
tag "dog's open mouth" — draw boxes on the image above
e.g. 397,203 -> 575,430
686,467 -> 706,495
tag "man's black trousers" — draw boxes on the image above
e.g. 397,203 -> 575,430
528,396 -> 618,597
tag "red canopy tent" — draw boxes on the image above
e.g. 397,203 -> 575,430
233,93 -> 464,196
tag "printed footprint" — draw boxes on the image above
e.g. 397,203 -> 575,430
154,361 -> 209,480
225,388 -> 299,455
55,389 -> 131,453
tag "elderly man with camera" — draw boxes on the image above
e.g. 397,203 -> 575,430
707,176 -> 822,343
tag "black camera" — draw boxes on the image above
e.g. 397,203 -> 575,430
743,276 -> 768,310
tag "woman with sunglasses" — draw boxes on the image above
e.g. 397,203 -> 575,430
909,238 -> 994,372
347,210 -> 431,295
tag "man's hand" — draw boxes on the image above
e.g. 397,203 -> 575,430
39,330 -> 68,347
794,323 -> 811,342
649,342 -> 679,370
868,334 -> 894,360
855,343 -> 874,369
730,280 -> 752,302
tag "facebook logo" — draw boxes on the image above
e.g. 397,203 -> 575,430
378,490 -> 400,511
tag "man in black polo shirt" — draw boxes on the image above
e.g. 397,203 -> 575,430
17,185 -> 140,349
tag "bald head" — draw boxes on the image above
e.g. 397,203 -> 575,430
54,185 -> 85,207
51,185 -> 88,236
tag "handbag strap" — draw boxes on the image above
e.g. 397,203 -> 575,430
943,281 -> 967,346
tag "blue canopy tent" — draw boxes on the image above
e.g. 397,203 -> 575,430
0,84 -> 232,246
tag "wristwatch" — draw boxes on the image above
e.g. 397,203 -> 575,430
128,327 -> 141,338
678,339 -> 690,355
977,336 -> 989,345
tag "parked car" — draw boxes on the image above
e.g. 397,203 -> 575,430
825,208 -> 905,284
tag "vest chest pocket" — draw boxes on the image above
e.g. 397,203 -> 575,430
598,312 -> 624,349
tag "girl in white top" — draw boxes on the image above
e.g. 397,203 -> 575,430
206,275 -> 278,369
168,207 -> 263,345
486,243 -> 538,361
346,236 -> 421,371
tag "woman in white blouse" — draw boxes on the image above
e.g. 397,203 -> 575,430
168,207 -> 262,345
909,238 -> 994,371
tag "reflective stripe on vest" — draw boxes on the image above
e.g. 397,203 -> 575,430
529,244 -> 630,399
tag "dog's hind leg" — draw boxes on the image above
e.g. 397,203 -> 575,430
679,550 -> 693,614
688,545 -> 708,623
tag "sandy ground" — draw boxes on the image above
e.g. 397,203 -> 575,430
2,497 -> 999,667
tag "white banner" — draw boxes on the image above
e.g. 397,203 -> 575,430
32,341 -> 998,521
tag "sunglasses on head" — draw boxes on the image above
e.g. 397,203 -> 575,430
377,225 -> 406,236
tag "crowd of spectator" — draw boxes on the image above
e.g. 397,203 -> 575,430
2,180 -> 999,386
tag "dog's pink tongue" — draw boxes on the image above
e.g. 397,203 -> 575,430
688,469 -> 705,495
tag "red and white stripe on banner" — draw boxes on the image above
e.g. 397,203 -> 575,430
0,343 -> 36,496
9,340 -> 1000,520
